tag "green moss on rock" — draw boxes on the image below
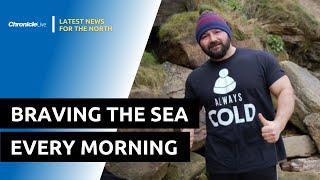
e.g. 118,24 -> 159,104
158,11 -> 199,42
133,52 -> 166,90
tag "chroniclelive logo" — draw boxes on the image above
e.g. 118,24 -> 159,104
8,21 -> 47,28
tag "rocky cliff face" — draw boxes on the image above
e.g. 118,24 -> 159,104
104,0 -> 320,179
243,0 -> 320,70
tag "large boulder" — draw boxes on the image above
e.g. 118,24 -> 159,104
158,12 -> 208,69
279,170 -> 320,180
290,97 -> 310,133
162,62 -> 192,98
304,113 -> 320,152
283,135 -> 317,158
280,156 -> 320,172
280,61 -> 320,113
164,152 -> 205,180
105,162 -> 169,180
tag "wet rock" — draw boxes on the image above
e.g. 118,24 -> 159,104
304,113 -> 320,152
105,162 -> 169,180
164,152 -> 205,180
162,62 -> 192,98
283,135 -> 317,158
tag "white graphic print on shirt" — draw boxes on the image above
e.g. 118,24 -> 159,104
213,68 -> 236,94
209,68 -> 256,127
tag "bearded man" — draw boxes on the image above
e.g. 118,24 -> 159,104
183,12 -> 295,180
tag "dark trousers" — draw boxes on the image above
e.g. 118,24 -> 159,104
207,166 -> 277,180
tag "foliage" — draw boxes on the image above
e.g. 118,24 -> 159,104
218,0 -> 243,12
266,34 -> 285,53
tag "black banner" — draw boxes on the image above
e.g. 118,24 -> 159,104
0,98 -> 199,128
0,132 -> 190,162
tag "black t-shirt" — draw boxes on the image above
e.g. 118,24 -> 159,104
185,48 -> 286,173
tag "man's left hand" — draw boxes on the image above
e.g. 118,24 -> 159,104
258,113 -> 282,143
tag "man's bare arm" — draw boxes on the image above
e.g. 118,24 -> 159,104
259,75 -> 295,143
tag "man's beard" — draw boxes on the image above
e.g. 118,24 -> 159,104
201,38 -> 231,60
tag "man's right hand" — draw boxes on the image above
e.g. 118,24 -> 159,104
181,128 -> 194,149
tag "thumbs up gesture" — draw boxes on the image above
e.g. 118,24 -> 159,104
258,113 -> 282,143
